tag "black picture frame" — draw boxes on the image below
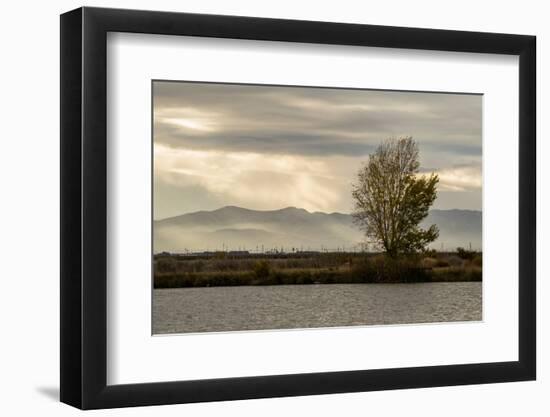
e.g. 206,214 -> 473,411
60,6 -> 536,410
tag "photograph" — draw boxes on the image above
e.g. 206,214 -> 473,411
152,81 -> 483,334
54,4 -> 538,411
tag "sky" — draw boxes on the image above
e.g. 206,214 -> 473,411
153,81 -> 482,220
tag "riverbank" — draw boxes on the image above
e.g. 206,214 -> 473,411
154,252 -> 482,288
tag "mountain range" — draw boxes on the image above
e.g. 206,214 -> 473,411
154,206 -> 482,253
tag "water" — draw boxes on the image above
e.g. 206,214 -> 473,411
153,282 -> 482,334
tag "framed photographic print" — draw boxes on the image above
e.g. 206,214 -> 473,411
60,6 -> 536,409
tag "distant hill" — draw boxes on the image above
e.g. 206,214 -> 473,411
154,206 -> 482,253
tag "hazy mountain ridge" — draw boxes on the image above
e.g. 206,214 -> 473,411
154,206 -> 482,253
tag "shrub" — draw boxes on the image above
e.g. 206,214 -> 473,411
429,266 -> 482,282
444,255 -> 464,267
253,260 -> 271,279
434,258 -> 450,267
456,247 -> 477,261
423,249 -> 438,258
420,257 -> 438,269
472,254 -> 482,267
351,255 -> 429,283
155,257 -> 177,274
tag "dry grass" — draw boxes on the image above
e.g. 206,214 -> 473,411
154,252 -> 482,288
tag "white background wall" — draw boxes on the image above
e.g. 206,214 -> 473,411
0,0 -> 545,415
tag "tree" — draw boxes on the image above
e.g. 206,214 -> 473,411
351,137 -> 439,257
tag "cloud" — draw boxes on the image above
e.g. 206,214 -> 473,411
419,163 -> 482,192
153,82 -> 482,158
153,81 -> 482,215
435,165 -> 482,191
154,144 -> 350,215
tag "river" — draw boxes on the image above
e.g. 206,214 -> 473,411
153,282 -> 482,334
